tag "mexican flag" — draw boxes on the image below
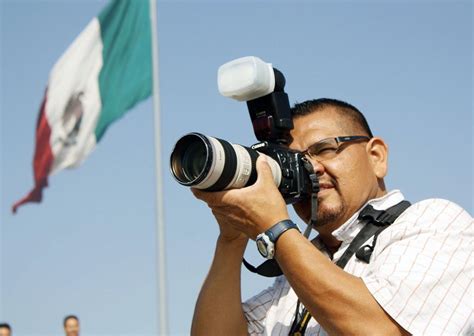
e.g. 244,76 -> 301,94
12,0 -> 152,213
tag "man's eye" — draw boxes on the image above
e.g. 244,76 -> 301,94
315,147 -> 337,155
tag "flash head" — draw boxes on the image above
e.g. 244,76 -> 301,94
218,56 -> 275,101
218,56 -> 292,143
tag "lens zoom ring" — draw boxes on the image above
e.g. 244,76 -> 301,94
246,148 -> 259,187
205,139 -> 237,191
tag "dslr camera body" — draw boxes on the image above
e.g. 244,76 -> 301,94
170,56 -> 317,205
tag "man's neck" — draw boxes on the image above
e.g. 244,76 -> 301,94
318,232 -> 342,256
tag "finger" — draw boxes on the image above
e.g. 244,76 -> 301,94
190,187 -> 204,200
191,188 -> 215,202
256,154 -> 276,184
191,187 -> 229,205
190,187 -> 202,197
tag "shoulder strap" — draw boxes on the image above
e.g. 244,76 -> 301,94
335,221 -> 381,268
336,200 -> 411,268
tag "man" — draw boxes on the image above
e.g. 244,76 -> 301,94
191,99 -> 472,335
0,323 -> 11,336
63,315 -> 80,336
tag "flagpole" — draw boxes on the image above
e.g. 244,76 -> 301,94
149,0 -> 168,334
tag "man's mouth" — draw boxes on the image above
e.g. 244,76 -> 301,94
319,182 -> 334,191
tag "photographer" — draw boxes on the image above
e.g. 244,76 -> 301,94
190,98 -> 472,335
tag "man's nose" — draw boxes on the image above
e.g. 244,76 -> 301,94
304,155 -> 325,176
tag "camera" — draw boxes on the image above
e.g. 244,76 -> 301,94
170,56 -> 317,204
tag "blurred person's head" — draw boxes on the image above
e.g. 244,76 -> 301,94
0,323 -> 11,336
63,315 -> 80,336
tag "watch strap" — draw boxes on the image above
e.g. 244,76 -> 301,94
266,219 -> 299,244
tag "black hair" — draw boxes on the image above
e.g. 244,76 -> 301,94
290,98 -> 374,137
0,323 -> 11,331
63,315 -> 79,327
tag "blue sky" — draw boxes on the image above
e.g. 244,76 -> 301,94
1,0 -> 472,335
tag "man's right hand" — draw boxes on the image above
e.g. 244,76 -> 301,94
212,210 -> 249,244
191,188 -> 248,243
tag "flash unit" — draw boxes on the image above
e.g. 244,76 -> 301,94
217,56 -> 275,101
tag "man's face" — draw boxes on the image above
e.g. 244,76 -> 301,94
64,318 -> 79,336
0,327 -> 11,336
289,108 -> 387,233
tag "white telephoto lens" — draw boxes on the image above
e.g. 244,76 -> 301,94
218,56 -> 275,102
170,133 -> 282,191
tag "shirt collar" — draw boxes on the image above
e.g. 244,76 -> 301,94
331,189 -> 405,245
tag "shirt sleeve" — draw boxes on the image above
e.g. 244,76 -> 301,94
362,199 -> 473,335
242,276 -> 287,335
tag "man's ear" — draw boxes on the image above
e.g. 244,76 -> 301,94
366,137 -> 388,178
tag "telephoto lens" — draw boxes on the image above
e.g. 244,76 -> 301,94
170,133 -> 282,191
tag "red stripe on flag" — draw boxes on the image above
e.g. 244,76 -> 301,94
12,93 -> 54,213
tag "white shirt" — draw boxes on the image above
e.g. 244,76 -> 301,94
242,190 -> 473,335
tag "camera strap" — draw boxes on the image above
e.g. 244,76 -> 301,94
242,159 -> 319,278
288,199 -> 412,336
303,158 -> 320,228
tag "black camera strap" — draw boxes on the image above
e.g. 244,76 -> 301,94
288,200 -> 411,336
304,158 -> 320,228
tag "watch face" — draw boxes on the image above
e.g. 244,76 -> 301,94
256,239 -> 268,257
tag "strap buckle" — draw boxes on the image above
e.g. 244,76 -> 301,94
358,204 -> 396,226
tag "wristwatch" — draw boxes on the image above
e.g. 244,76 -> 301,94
256,220 -> 300,259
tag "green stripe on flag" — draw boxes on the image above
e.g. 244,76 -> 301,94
95,0 -> 152,141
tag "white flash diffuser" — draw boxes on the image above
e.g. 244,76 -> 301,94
217,56 -> 275,101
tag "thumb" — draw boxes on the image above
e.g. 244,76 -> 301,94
256,154 -> 278,185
